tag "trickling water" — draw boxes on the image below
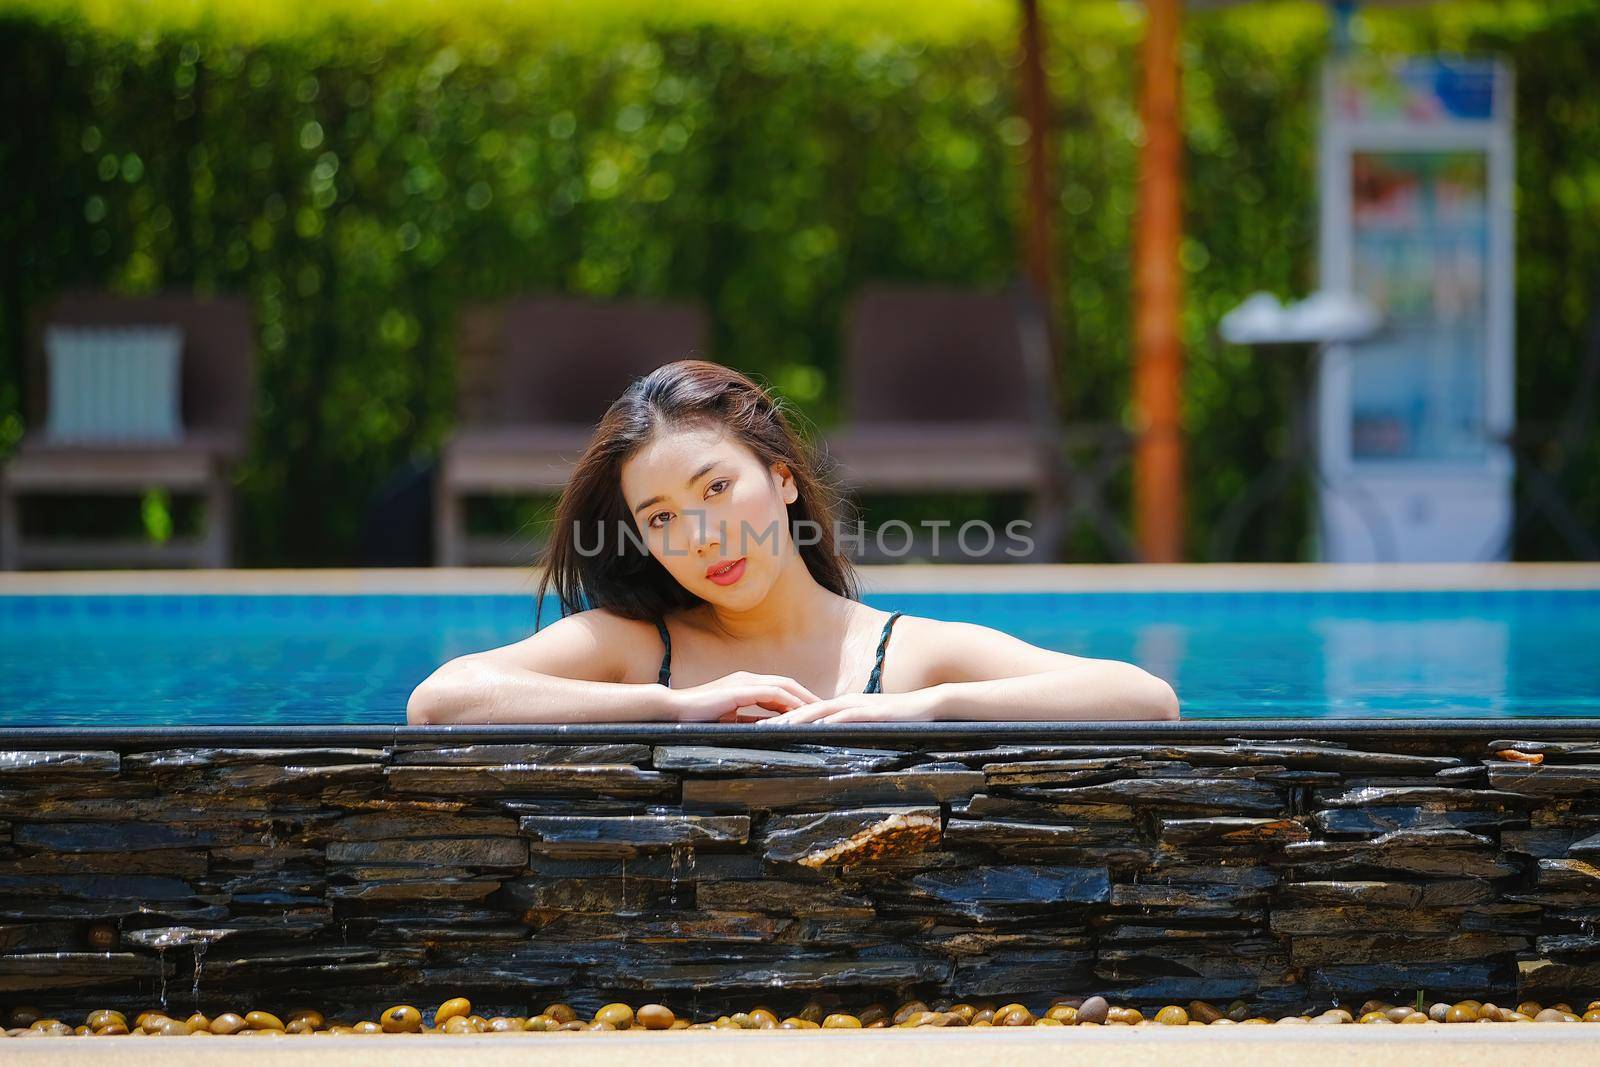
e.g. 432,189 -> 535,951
191,941 -> 208,1008
155,946 -> 168,1011
667,844 -> 688,907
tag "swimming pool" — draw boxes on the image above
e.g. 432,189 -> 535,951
3,584 -> 1597,725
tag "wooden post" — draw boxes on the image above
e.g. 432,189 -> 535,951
1019,0 -> 1057,319
1133,0 -> 1186,562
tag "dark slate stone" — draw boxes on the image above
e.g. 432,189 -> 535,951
792,918 -> 930,946
520,814 -> 749,852
1281,879 -> 1497,907
368,923 -> 530,943
1306,961 -> 1501,996
0,750 -> 119,777
124,747 -> 385,770
951,951 -> 1095,993
329,879 -> 505,901
1519,958 -> 1600,1000
763,807 -> 940,867
498,797 -> 670,815
1536,933 -> 1600,956
0,795 -> 274,821
13,821 -> 262,852
1435,765 -> 1489,782
327,837 -> 528,867
1572,830 -> 1600,857
1144,864 -> 1279,889
201,944 -> 393,979
1314,784 -> 1532,808
1291,932 -> 1528,966
1009,777 -> 1285,813
1505,890 -> 1600,908
526,852 -> 763,880
534,911 -> 789,943
321,811 -> 520,840
1535,858 -> 1600,889
1097,938 -> 1288,980
1221,743 -> 1463,774
123,922 -> 322,949
697,879 -> 874,917
981,758 -> 1146,787
1158,817 -> 1309,846
1458,903 -> 1545,934
501,877 -> 694,913
903,864 -> 1111,909
0,921 -> 79,952
386,764 -> 674,796
1100,923 -> 1266,943
1110,883 -> 1266,909
943,818 -> 1125,852
592,958 -> 951,990
0,952 -> 166,992
197,763 -> 383,794
917,928 -> 1092,956
0,849 -> 208,878
1487,763 -> 1600,796
0,873 -> 203,901
0,897 -> 230,921
391,744 -> 650,766
415,963 -> 576,990
834,852 -> 972,881
653,746 -> 905,776
1107,977 -> 1291,1002
1312,806 -> 1514,835
952,793 -> 1136,825
681,768 -> 983,812
1272,905 -> 1498,935
1282,838 -> 1518,878
1488,740 -> 1600,757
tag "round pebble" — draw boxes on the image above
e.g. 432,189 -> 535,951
636,1005 -> 675,1030
380,1006 -> 421,1034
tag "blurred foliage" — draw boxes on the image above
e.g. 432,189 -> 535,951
0,0 -> 1596,564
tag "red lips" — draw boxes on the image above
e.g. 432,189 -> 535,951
705,557 -> 746,585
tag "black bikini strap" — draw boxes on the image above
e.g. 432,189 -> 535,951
865,611 -> 903,694
654,618 -> 672,687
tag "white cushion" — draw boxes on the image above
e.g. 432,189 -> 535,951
44,325 -> 183,443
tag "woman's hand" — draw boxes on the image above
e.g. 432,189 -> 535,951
665,672 -> 825,724
752,688 -> 942,725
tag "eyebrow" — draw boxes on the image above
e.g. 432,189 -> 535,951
632,461 -> 722,515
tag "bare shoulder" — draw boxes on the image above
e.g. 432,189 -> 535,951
883,613 -> 1088,689
467,607 -> 666,685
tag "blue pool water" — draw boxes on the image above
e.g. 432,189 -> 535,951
1,589 -> 1597,725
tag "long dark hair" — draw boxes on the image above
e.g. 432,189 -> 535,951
534,359 -> 860,628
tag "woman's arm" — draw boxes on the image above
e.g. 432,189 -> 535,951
757,617 -> 1178,724
407,661 -> 676,725
406,611 -> 673,725
406,610 -> 827,725
915,619 -> 1179,721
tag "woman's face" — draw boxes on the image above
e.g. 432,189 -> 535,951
620,421 -> 798,607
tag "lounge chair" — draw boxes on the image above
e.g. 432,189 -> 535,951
825,284 -> 1068,562
0,292 -> 253,569
435,296 -> 710,566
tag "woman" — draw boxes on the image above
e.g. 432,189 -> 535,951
408,360 -> 1178,725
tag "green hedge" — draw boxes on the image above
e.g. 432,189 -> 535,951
1,0 -> 1595,563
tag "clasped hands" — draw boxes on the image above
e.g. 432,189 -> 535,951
664,671 -> 939,725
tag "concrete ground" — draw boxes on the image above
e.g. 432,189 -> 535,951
8,1027 -> 1600,1067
